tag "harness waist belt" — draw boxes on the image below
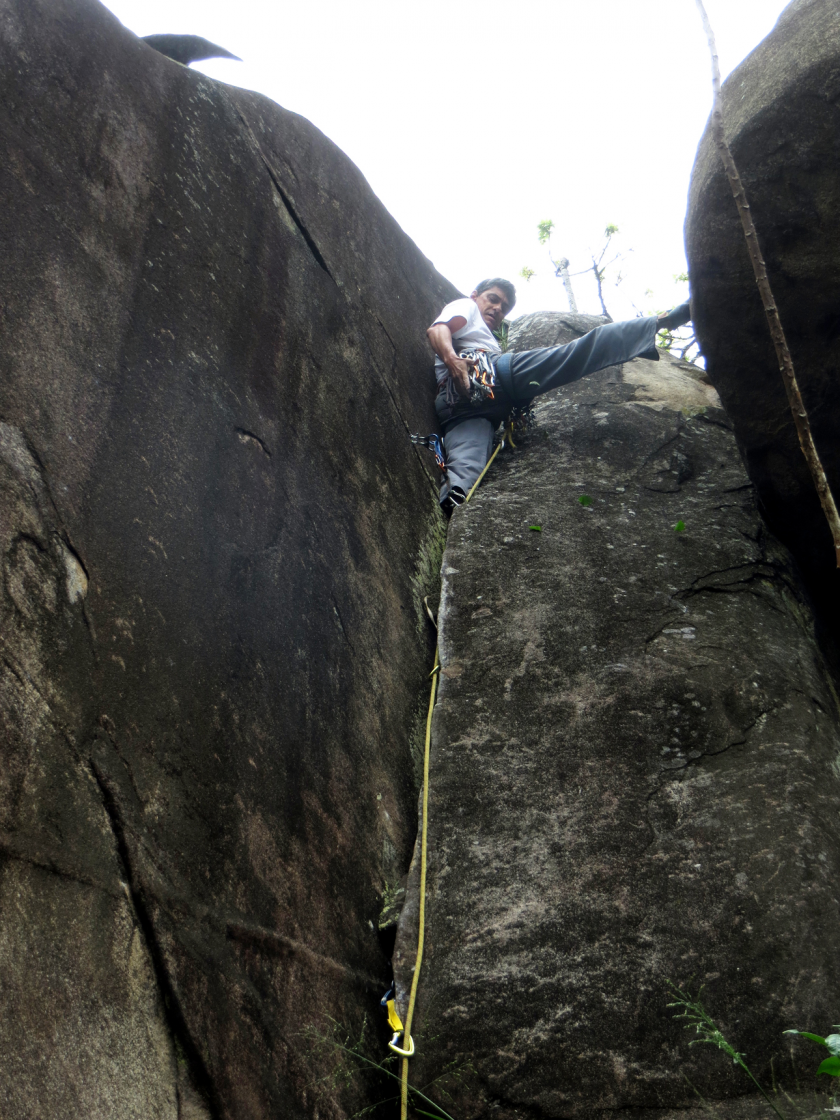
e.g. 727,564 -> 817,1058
494,352 -> 516,402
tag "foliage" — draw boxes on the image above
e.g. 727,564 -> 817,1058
493,321 -> 510,352
657,325 -> 702,366
524,229 -> 701,363
523,219 -> 626,318
784,1028 -> 840,1079
673,520 -> 686,532
655,272 -> 702,366
378,881 -> 406,930
666,983 -> 787,1120
577,495 -> 592,507
303,1016 -> 466,1120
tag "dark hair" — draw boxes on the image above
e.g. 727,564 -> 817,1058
474,277 -> 516,313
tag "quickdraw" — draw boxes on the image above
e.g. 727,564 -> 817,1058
510,402 -> 537,435
410,432 -> 446,472
380,984 -> 415,1058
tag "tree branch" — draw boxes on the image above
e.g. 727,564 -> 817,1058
695,0 -> 840,567
553,255 -> 578,312
592,258 -> 612,320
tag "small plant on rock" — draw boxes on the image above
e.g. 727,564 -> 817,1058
666,982 -> 787,1120
784,1026 -> 840,1081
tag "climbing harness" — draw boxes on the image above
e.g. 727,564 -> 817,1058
410,432 -> 446,473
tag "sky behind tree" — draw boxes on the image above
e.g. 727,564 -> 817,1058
101,0 -> 790,321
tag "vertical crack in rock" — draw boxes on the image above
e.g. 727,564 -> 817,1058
230,104 -> 336,282
363,318 -> 440,495
88,759 -> 220,1120
230,101 -> 442,499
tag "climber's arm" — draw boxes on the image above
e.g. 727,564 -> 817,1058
427,317 -> 471,398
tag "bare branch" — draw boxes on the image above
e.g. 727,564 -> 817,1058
695,0 -> 840,566
592,258 -> 612,320
553,256 -> 578,312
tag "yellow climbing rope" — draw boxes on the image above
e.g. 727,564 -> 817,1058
397,424 -> 513,1118
464,422 -> 515,503
398,648 -> 439,1119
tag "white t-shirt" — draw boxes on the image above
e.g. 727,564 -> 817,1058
432,297 -> 501,384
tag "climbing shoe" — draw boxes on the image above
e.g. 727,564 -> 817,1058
658,301 -> 692,331
441,485 -> 467,515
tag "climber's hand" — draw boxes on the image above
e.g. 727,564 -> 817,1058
446,354 -> 473,399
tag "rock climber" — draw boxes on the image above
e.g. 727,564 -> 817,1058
427,278 -> 691,511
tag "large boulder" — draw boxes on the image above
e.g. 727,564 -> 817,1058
0,0 -> 456,1116
393,314 -> 840,1118
685,0 -> 840,657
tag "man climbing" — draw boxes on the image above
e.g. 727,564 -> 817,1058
427,278 -> 691,510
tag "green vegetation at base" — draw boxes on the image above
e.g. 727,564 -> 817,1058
304,1017 -> 465,1119
667,982 -> 839,1120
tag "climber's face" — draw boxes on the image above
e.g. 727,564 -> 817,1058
471,286 -> 510,331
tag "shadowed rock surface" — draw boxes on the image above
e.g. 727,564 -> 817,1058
141,34 -> 242,65
393,313 -> 840,1118
685,0 -> 840,659
0,0 -> 457,1116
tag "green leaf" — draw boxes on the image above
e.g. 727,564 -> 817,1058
578,495 -> 592,507
414,1111 -> 450,1119
529,381 -> 540,386
817,1056 -> 840,1077
673,520 -> 686,532
529,525 -> 542,532
785,1030 -> 828,1048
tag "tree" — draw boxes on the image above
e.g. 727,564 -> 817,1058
653,273 -> 701,366
521,220 -> 627,320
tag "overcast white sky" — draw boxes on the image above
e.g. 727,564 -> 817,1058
101,0 -> 790,321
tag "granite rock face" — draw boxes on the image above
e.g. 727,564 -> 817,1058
685,0 -> 840,654
394,314 -> 840,1118
0,0 -> 456,1116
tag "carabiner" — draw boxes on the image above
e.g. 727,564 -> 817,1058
388,1030 -> 415,1058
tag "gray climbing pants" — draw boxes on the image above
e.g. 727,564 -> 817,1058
441,418 -> 495,499
439,315 -> 659,504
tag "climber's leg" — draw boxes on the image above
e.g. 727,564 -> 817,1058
440,418 -> 494,507
495,315 -> 661,403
